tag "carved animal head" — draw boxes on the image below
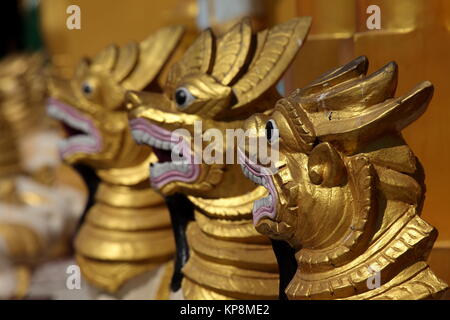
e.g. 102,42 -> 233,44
240,56 -> 435,275
47,26 -> 184,169
0,53 -> 47,136
127,17 -> 311,197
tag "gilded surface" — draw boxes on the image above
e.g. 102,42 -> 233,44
0,55 -> 68,299
239,56 -> 448,299
128,17 -> 311,299
271,0 -> 450,284
0,54 -> 73,261
47,26 -> 185,294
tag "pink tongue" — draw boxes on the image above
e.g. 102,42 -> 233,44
153,147 -> 173,163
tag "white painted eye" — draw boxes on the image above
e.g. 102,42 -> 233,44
174,87 -> 195,109
265,119 -> 279,144
81,81 -> 94,97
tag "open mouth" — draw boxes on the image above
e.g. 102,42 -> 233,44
129,118 -> 199,190
238,148 -> 277,225
46,98 -> 102,159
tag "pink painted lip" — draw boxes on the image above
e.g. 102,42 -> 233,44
129,118 -> 200,190
46,98 -> 102,159
238,148 -> 277,225
130,118 -> 180,144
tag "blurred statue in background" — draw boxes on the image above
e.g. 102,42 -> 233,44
47,26 -> 185,299
0,54 -> 85,299
239,56 -> 448,300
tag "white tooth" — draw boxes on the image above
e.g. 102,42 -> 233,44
66,116 -> 78,129
47,105 -> 58,118
162,141 -> 170,151
153,139 -> 163,149
69,116 -> 88,132
139,133 -> 148,143
69,135 -> 94,146
132,130 -> 143,142
255,198 -> 263,210
49,106 -> 62,119
151,163 -> 164,177
148,136 -> 156,147
58,139 -> 68,150
81,121 -> 89,132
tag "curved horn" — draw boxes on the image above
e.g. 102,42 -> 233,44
166,28 -> 214,92
231,17 -> 312,111
113,42 -> 139,82
122,25 -> 185,91
211,18 -> 252,86
91,45 -> 118,72
301,62 -> 398,113
300,56 -> 369,96
314,81 -> 433,152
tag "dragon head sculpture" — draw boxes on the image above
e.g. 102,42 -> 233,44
239,56 -> 448,299
47,26 -> 184,169
127,17 -> 311,197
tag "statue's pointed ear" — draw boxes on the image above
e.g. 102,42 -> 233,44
91,45 -> 118,72
308,142 -> 346,187
314,81 -> 433,153
211,17 -> 252,86
231,17 -> 312,113
122,25 -> 185,91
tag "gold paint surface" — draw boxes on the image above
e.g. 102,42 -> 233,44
76,254 -> 161,294
47,27 -> 184,293
0,223 -> 43,261
128,17 -> 312,299
281,0 -> 450,284
241,56 -> 448,299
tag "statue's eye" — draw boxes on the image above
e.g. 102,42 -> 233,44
174,87 -> 195,108
265,119 -> 279,144
81,82 -> 94,96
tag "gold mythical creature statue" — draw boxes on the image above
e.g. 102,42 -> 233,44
47,26 -> 185,298
127,17 -> 312,299
0,114 -> 30,299
238,56 -> 449,300
0,54 -> 84,299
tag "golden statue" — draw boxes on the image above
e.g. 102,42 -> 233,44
127,17 -> 312,299
0,113 -> 30,299
0,54 -> 85,299
239,56 -> 448,299
47,26 -> 184,298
